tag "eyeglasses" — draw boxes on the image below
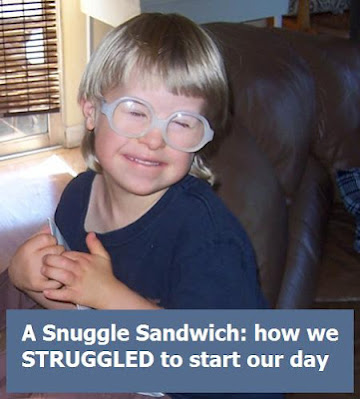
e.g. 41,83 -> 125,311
101,96 -> 214,152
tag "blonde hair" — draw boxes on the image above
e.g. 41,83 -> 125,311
79,13 -> 229,185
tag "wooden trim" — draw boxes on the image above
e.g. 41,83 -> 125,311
297,0 -> 311,31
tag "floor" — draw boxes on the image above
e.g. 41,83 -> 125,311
0,147 -> 86,273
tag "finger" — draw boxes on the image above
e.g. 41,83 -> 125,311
40,245 -> 65,259
43,287 -> 75,303
86,232 -> 110,259
43,253 -> 77,272
28,225 -> 52,242
26,233 -> 57,251
40,278 -> 63,290
41,263 -> 76,286
61,251 -> 92,262
27,271 -> 64,292
36,225 -> 51,235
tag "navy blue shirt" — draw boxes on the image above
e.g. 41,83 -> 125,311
55,170 -> 266,310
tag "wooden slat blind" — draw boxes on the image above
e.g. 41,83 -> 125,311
0,0 -> 60,116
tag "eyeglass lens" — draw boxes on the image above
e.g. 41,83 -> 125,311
112,99 -> 205,150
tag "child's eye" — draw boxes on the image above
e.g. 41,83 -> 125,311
129,110 -> 146,118
117,100 -> 149,119
173,120 -> 190,129
172,116 -> 200,131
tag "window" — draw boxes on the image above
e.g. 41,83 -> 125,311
0,0 -> 62,157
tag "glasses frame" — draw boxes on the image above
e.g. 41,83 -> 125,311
100,96 -> 214,153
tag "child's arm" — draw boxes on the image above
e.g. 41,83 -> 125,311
41,232 -> 160,310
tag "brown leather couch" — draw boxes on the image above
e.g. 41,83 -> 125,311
204,22 -> 360,397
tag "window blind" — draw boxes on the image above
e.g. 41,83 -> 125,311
0,0 -> 60,116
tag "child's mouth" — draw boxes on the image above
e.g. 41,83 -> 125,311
125,155 -> 161,167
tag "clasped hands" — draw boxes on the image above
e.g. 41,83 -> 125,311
8,227 -> 116,309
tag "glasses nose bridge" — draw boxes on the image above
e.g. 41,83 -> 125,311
149,113 -> 169,138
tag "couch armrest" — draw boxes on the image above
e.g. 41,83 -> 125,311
277,156 -> 333,308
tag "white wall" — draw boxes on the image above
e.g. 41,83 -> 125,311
140,0 -> 288,24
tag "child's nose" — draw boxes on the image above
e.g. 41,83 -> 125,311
138,127 -> 166,150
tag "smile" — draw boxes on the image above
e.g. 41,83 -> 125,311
125,155 -> 162,167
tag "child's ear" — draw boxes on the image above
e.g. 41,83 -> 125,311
81,98 -> 96,130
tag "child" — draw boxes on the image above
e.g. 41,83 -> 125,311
9,12 -> 266,311
8,12 -> 280,399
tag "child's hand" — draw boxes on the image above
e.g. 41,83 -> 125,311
8,227 -> 65,292
41,232 -> 117,308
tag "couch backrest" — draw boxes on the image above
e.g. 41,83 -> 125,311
205,23 -> 315,200
204,23 -> 316,306
271,29 -> 360,178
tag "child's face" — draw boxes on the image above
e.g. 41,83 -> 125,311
83,76 -> 206,200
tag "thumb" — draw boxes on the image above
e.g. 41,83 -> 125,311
32,224 -> 51,237
86,232 -> 110,259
